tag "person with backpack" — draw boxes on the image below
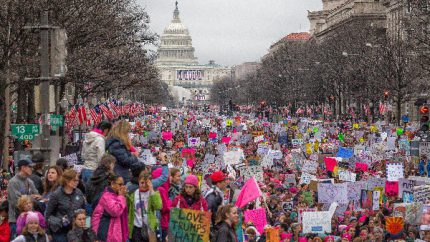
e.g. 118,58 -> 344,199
81,121 -> 112,184
205,171 -> 227,224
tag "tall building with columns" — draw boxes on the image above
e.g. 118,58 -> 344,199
155,2 -> 231,102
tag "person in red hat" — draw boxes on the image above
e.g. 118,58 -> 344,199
204,171 -> 227,224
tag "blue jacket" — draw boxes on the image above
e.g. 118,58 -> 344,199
106,138 -> 138,183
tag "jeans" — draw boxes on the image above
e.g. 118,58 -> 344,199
81,168 -> 94,184
9,222 -> 16,240
52,232 -> 67,242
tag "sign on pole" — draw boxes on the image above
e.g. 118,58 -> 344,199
11,124 -> 40,141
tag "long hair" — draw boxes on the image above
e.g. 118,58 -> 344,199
180,184 -> 202,201
72,209 -> 86,229
60,169 -> 78,187
22,222 -> 45,236
109,120 -> 132,150
43,166 -> 63,195
215,204 -> 236,226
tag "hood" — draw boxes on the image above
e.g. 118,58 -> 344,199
84,131 -> 104,145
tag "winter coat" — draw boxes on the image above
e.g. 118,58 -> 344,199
213,221 -> 237,242
11,233 -> 48,242
205,187 -> 223,224
7,174 -> 39,223
0,219 -> 10,242
152,168 -> 171,230
126,165 -> 169,192
126,190 -> 162,239
106,138 -> 138,183
86,166 -> 111,207
29,170 -> 44,195
16,211 -> 46,235
67,227 -> 97,242
91,187 -> 128,242
45,187 -> 86,235
172,194 -> 208,211
82,129 -> 106,170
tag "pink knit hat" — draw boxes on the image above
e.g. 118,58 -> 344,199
185,175 -> 199,187
25,211 -> 39,225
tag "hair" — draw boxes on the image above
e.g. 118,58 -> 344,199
31,153 -> 44,163
99,154 -> 116,171
17,195 -> 32,212
43,166 -> 63,195
72,209 -> 86,229
56,158 -> 69,170
131,162 -> 146,179
107,173 -> 121,185
60,169 -> 78,187
215,204 -> 236,225
97,121 -> 112,132
109,120 -> 132,150
180,182 -> 202,201
138,170 -> 151,182
170,168 -> 181,177
22,221 -> 45,236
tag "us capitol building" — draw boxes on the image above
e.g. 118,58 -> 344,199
155,2 -> 231,103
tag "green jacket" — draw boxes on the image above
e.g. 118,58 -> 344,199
126,190 -> 162,239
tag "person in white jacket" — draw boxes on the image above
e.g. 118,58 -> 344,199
81,121 -> 112,184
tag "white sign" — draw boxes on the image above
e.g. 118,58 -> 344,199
301,160 -> 318,174
300,173 -> 316,185
302,211 -> 332,234
339,170 -> 357,182
386,163 -> 404,181
223,150 -> 244,166
188,137 -> 201,147
419,142 -> 430,157
239,165 -> 264,182
372,190 -> 380,211
317,183 -> 348,204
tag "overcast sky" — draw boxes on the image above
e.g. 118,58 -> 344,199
138,0 -> 322,66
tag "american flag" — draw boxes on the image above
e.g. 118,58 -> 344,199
100,104 -> 114,120
379,102 -> 386,115
77,105 -> 88,125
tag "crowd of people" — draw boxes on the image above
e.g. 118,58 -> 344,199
0,106 -> 429,242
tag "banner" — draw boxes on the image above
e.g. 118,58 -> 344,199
168,208 -> 211,242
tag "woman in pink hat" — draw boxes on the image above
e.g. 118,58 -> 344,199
172,174 -> 208,211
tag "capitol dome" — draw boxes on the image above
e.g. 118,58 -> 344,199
163,4 -> 189,35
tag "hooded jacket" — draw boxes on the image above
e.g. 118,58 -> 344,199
82,129 -> 106,170
106,138 -> 138,183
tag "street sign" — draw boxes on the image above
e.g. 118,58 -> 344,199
11,124 -> 40,141
50,114 -> 64,127
401,115 -> 409,123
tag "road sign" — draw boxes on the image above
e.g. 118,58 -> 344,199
11,124 -> 40,141
401,115 -> 409,123
50,114 -> 64,127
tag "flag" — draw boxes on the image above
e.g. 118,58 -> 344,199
100,104 -> 114,120
77,105 -> 88,125
379,102 -> 386,115
235,177 -> 262,208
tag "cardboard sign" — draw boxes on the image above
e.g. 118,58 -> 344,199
385,181 -> 399,197
168,208 -> 211,242
239,165 -> 264,182
385,217 -> 404,235
302,211 -> 332,234
386,163 -> 404,181
223,150 -> 244,165
301,160 -> 318,174
317,183 -> 348,204
398,178 -> 425,198
244,208 -> 267,234
413,185 -> 430,203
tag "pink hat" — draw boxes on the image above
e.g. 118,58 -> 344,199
358,215 -> 367,223
185,175 -> 199,187
25,211 -> 39,225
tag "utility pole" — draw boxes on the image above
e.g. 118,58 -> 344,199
2,22 -> 11,170
40,11 -> 51,161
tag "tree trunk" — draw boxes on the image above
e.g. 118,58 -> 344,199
16,84 -> 27,123
397,98 -> 402,126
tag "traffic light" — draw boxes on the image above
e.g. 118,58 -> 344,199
419,105 -> 429,131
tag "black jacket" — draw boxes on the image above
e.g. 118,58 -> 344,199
106,138 -> 138,183
67,227 -> 97,242
45,187 -> 86,234
29,170 -> 44,195
212,221 -> 237,242
86,167 -> 110,207
206,189 -> 223,224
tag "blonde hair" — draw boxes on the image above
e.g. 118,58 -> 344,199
22,222 -> 45,236
60,169 -> 78,186
17,195 -> 32,212
109,120 -> 132,150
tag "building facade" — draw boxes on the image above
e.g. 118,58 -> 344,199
155,2 -> 230,102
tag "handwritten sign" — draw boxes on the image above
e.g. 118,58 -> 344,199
254,135 -> 265,143
238,165 -> 264,182
168,208 -> 211,242
398,178 -> 425,198
385,181 -> 399,197
257,144 -> 270,155
317,183 -> 348,204
338,170 -> 356,182
413,185 -> 430,203
285,174 -> 296,185
300,173 -> 316,185
386,163 -> 404,181
188,137 -> 201,147
298,208 -> 317,223
223,150 -> 244,165
302,211 -> 332,234
372,190 -> 380,211
301,160 -> 318,174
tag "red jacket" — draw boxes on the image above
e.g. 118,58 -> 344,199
0,219 -> 10,242
172,194 -> 208,211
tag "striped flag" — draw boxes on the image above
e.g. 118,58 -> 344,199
100,104 -> 114,120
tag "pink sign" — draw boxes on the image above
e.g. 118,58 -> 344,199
324,157 -> 337,172
221,137 -> 231,144
385,181 -> 399,197
355,163 -> 368,172
209,132 -> 217,139
162,131 -> 173,140
244,208 -> 267,234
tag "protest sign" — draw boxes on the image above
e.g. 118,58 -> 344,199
420,205 -> 430,231
292,139 -> 303,146
223,150 -> 244,166
162,131 -> 173,140
301,160 -> 318,174
385,181 -> 399,197
300,173 -> 316,185
393,203 -> 423,225
140,149 -> 156,165
398,178 -> 425,198
336,147 -> 353,159
302,211 -> 332,234
239,165 -> 264,182
168,208 -> 211,242
413,185 -> 430,203
372,190 -> 380,211
386,163 -> 404,181
298,208 -> 317,223
221,136 -> 231,144
282,201 -> 294,212
419,142 -> 430,157
403,192 -> 414,203
317,183 -> 348,204
254,135 -> 265,143
244,208 -> 267,234
260,155 -> 274,168
385,217 -> 404,235
278,135 -> 288,145
188,137 -> 201,147
257,144 -> 270,155
268,149 -> 283,160
285,174 -> 296,185
62,153 -> 79,167
360,190 -> 373,209
339,170 -> 356,182
348,182 -> 365,202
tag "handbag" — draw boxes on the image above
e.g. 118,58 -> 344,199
48,216 -> 62,233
